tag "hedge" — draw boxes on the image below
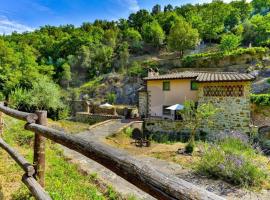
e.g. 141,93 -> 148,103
251,94 -> 270,106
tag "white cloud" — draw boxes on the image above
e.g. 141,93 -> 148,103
0,15 -> 33,35
119,0 -> 140,12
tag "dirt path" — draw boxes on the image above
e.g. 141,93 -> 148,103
62,120 -> 156,200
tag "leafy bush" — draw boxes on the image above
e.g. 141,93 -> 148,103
128,61 -> 147,77
8,77 -> 68,119
123,127 -> 133,137
251,94 -> 270,106
106,92 -> 116,104
219,34 -> 241,52
9,88 -> 31,110
196,138 -> 269,187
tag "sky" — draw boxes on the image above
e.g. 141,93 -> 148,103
0,0 -> 247,34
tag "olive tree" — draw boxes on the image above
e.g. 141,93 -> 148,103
180,101 -> 218,153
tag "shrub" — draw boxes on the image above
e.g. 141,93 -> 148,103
9,88 -> 31,110
196,138 -> 269,187
106,92 -> 116,104
251,94 -> 270,106
219,34 -> 241,52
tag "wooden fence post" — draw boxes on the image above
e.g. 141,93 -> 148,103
33,110 -> 47,187
0,102 -> 4,135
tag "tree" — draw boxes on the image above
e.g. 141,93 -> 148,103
164,4 -> 173,12
201,0 -> 230,43
168,19 -> 199,57
230,0 -> 252,22
152,4 -> 161,15
242,13 -> 270,45
142,20 -> 165,48
123,28 -> 142,52
156,11 -> 182,34
103,29 -> 119,48
219,34 -> 241,51
128,10 -> 153,31
179,101 -> 218,153
252,0 -> 270,15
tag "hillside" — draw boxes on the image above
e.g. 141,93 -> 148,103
0,0 -> 269,117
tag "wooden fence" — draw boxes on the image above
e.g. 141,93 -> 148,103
0,104 -> 225,200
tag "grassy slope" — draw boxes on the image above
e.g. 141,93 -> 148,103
0,115 -> 106,200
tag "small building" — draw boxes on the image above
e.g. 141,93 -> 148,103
139,71 -> 255,134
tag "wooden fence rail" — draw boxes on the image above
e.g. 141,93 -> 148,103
0,104 -> 225,200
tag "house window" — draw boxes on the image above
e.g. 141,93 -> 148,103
191,81 -> 198,90
163,81 -> 170,91
162,105 -> 171,115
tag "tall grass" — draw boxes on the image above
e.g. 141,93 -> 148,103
0,116 -> 107,199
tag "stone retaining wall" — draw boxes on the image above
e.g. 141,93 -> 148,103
76,112 -> 121,124
144,118 -> 184,134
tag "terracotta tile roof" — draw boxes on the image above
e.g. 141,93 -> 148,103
144,71 -> 255,82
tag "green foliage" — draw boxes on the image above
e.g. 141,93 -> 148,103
123,127 -> 133,137
106,92 -> 116,104
196,138 -> 269,187
180,101 -> 218,152
219,34 -> 241,51
142,20 -> 165,47
182,47 -> 268,67
252,0 -> 270,15
29,77 -> 64,111
128,61 -> 146,77
9,88 -> 30,110
251,94 -> 270,106
168,18 -> 199,57
185,142 -> 195,154
2,116 -> 107,199
242,13 -> 270,45
123,28 -> 142,52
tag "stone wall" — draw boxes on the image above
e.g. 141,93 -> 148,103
198,81 -> 252,134
144,118 -> 183,134
138,91 -> 148,118
75,112 -> 121,124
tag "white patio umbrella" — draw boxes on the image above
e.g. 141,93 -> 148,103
166,104 -> 184,111
99,103 -> 113,108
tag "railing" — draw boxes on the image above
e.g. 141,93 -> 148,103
0,104 -> 225,200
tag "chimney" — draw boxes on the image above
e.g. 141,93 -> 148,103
148,68 -> 159,77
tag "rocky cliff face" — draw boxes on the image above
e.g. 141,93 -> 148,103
81,73 -> 144,105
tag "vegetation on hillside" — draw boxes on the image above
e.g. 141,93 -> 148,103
0,0 -> 269,112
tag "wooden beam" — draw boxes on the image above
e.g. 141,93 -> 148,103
0,138 -> 35,176
33,111 -> 47,187
22,174 -> 52,200
25,123 -> 225,200
0,104 -> 38,123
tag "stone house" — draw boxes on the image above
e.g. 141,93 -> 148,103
139,71 -> 255,134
